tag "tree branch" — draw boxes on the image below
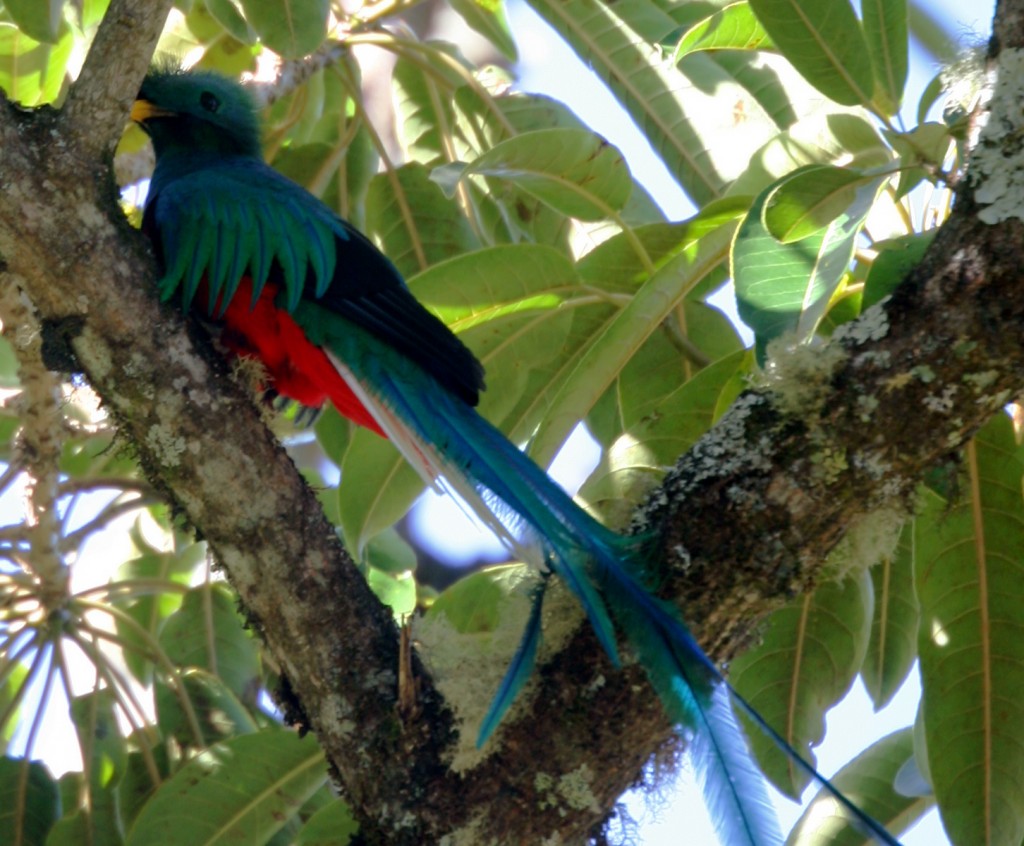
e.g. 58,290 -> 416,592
60,0 -> 173,157
1,1 -> 1023,843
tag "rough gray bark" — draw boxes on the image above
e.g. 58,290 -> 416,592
0,0 -> 1022,842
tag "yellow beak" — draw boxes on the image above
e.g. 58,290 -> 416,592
130,99 -> 177,123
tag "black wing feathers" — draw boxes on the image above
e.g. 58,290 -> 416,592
310,222 -> 485,407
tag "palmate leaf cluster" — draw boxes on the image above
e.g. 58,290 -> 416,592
0,0 -> 1014,844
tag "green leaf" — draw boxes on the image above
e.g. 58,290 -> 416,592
126,730 -> 326,846
81,0 -> 112,30
314,404 -> 352,467
411,243 -> 579,427
451,87 -> 584,248
0,334 -> 19,388
915,416 -> 1024,846
0,758 -> 59,846
4,0 -> 62,43
762,165 -> 871,243
526,0 -> 784,204
674,1 -> 775,58
437,128 -> 632,221
158,584 -> 260,701
204,0 -> 253,42
748,0 -> 874,108
786,729 -> 931,844
730,571 -> 873,798
49,692 -> 128,846
334,244 -> 581,551
367,568 -> 417,617
335,428 -> 426,555
861,0 -> 907,115
428,564 -> 531,634
861,521 -> 920,710
730,110 -> 891,198
916,70 -> 945,126
527,202 -> 743,467
69,689 -> 127,789
364,528 -> 417,575
581,348 -> 752,526
862,231 -> 935,309
906,1 -> 957,64
448,0 -> 517,61
884,122 -> 954,197
112,547 -> 197,683
733,167 -> 887,358
392,52 -> 461,168
294,799 -> 359,845
155,668 -> 258,747
117,748 -> 171,834
366,163 -> 479,279
237,0 -> 327,58
0,21 -> 73,106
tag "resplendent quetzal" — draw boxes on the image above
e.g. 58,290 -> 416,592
131,67 -> 900,846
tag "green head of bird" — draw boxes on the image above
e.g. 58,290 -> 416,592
132,67 -> 262,160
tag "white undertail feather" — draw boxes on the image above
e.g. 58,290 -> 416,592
327,351 -> 537,566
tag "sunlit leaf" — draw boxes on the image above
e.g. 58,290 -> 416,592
674,2 -> 775,58
205,0 -> 253,43
155,668 -> 258,747
526,0 -> 783,204
527,201 -> 742,468
734,167 -> 888,359
748,0 -> 874,108
762,165 -> 872,243
862,231 -> 935,309
0,22 -> 73,106
449,0 -> 517,60
366,163 -> 479,278
237,0 -> 328,58
861,0 -> 908,115
435,128 -> 632,221
393,51 -> 461,168
335,428 -> 426,555
367,568 -> 417,617
582,347 -> 752,526
4,0 -> 63,43
787,729 -> 930,845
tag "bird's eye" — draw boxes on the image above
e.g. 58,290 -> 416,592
200,91 -> 220,113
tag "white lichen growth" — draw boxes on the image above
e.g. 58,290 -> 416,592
824,507 -> 906,582
910,365 -> 936,384
963,370 -> 1000,392
555,765 -> 602,814
852,448 -> 894,481
832,300 -> 890,345
534,765 -> 600,815
413,565 -> 582,771
685,394 -> 773,483
145,423 -> 187,466
852,348 -> 891,369
923,385 -> 958,414
809,441 -> 849,485
857,394 -> 880,422
941,47 -> 987,126
759,333 -> 847,416
969,48 -> 1024,223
